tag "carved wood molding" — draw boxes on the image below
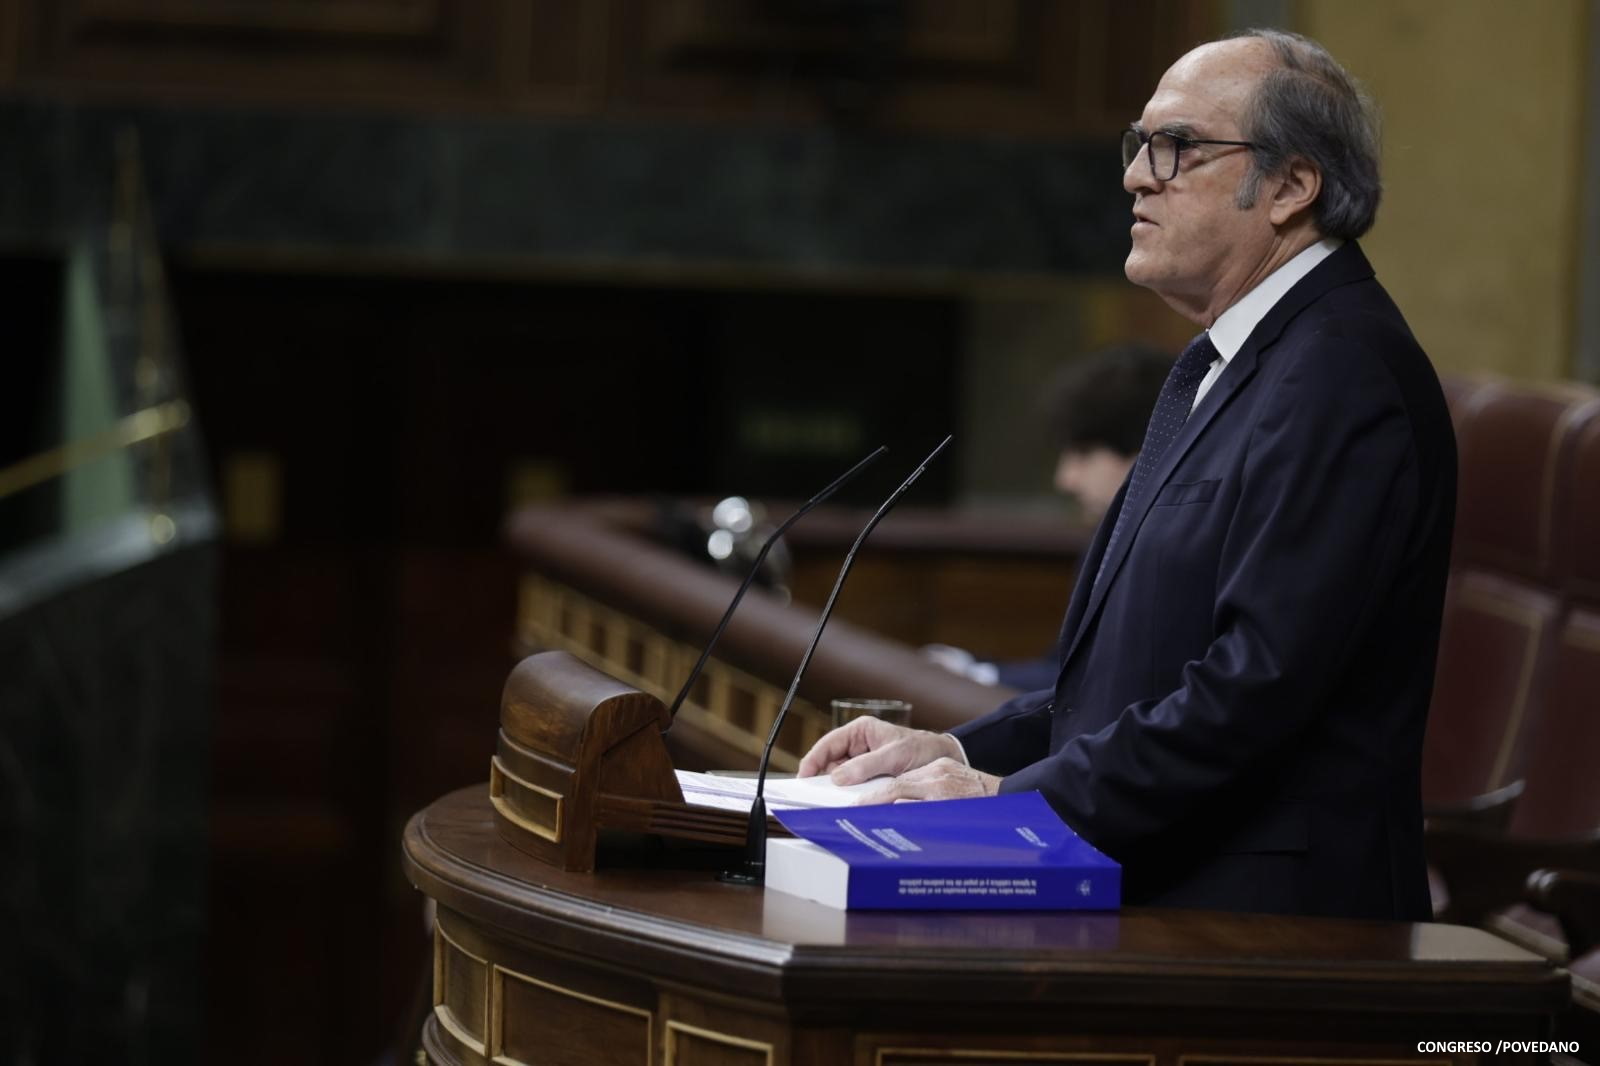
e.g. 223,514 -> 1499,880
609,0 -> 1218,135
0,0 -> 19,84
5,0 -> 604,110
2,0 -> 1216,133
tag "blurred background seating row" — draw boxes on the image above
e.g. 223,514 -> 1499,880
503,497 -> 1032,771
1421,376 -> 1600,1041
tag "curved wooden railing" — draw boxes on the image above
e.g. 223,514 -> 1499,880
504,501 -> 1089,771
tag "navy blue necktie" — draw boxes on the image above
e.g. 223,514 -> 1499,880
1096,332 -> 1219,584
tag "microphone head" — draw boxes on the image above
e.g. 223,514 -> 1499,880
665,446 -> 888,721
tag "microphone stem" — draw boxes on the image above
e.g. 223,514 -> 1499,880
755,435 -> 952,804
720,435 -> 952,888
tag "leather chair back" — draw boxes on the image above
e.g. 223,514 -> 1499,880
1507,608 -> 1600,838
1421,383 -> 1591,809
1506,400 -> 1600,837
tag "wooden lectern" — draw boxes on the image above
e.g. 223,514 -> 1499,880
406,785 -> 1568,1066
488,650 -> 773,871
401,651 -> 1569,1066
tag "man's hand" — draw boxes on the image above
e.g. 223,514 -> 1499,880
796,717 -> 965,784
860,758 -> 1001,804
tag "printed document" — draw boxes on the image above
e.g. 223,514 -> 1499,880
676,769 -> 884,812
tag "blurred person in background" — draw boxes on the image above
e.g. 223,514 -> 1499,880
1047,343 -> 1176,520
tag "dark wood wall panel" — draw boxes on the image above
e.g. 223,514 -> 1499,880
0,1 -> 17,85
519,0 -> 609,109
1,0 -> 1218,135
6,0 -> 603,110
607,0 -> 1217,135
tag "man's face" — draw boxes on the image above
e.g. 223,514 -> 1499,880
1054,447 -> 1136,521
1123,40 -> 1280,320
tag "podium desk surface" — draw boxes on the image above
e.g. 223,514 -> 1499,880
404,786 -> 1567,1065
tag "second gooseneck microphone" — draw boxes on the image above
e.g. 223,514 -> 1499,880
719,434 -> 954,886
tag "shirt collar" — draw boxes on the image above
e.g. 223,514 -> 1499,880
1206,237 -> 1343,363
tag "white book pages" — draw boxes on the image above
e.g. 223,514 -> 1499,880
675,769 -> 885,812
765,837 -> 850,908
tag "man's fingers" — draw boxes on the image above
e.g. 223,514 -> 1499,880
857,772 -> 939,805
828,745 -> 901,785
857,781 -> 898,806
800,721 -> 946,783
853,758 -> 999,803
797,723 -> 866,778
796,737 -> 841,779
854,760 -> 934,802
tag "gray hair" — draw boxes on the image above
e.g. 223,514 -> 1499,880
1229,29 -> 1383,239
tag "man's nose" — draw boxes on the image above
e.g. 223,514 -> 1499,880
1123,148 -> 1158,195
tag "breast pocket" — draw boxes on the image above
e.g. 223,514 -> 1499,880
1150,478 -> 1220,507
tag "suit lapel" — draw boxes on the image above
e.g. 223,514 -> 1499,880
1055,345 -> 1261,671
1054,241 -> 1377,676
1052,478 -> 1126,656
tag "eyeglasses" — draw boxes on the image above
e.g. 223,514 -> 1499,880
1121,127 -> 1256,182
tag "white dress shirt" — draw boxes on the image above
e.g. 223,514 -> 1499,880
1192,237 -> 1343,411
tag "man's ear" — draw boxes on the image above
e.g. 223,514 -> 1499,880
1267,157 -> 1322,226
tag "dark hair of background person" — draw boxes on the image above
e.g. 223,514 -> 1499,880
1229,27 -> 1384,240
1045,343 -> 1174,458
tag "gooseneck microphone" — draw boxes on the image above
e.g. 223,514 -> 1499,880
665,446 -> 888,722
719,434 -> 954,886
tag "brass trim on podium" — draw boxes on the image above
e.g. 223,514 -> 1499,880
877,1051 -> 1155,1064
665,1019 -> 775,1066
489,755 -> 562,844
516,572 -> 825,768
434,922 -> 492,1058
491,965 -> 653,1066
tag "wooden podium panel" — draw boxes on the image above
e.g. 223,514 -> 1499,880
404,786 -> 1568,1066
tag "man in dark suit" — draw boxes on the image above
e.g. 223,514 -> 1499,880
797,29 -> 1456,920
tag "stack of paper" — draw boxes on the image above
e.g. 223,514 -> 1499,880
675,769 -> 883,812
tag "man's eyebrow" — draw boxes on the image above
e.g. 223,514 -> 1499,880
1156,120 -> 1200,139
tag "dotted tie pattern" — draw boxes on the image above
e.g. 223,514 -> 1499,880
1095,332 -> 1220,586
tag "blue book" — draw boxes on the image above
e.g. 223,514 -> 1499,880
766,791 -> 1120,910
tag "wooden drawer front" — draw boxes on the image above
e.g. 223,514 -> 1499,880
665,1020 -> 774,1066
497,966 -> 653,1066
876,1051 -> 1153,1066
434,925 -> 489,1057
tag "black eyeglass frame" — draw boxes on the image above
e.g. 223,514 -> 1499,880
1121,126 -> 1257,181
